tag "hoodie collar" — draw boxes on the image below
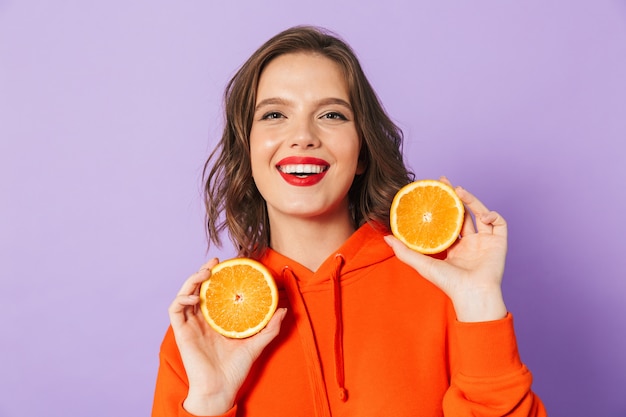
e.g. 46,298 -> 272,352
261,222 -> 394,288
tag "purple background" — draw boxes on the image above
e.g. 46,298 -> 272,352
1,1 -> 625,416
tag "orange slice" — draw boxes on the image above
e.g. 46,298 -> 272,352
390,179 -> 465,254
199,258 -> 278,339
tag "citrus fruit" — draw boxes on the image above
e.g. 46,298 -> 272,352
390,179 -> 465,254
199,258 -> 278,339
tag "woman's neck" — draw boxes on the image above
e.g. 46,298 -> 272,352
268,212 -> 356,272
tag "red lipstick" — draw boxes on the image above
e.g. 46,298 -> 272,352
276,157 -> 330,187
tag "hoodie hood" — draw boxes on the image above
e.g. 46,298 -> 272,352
261,222 -> 394,288
259,223 -> 393,415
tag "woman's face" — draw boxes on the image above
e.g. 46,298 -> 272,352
250,52 -> 363,226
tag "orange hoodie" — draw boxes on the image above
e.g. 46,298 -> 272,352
152,223 -> 546,416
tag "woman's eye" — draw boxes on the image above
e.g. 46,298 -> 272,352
261,112 -> 284,120
322,112 -> 348,120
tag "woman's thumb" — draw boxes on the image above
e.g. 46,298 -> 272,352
383,235 -> 440,284
246,308 -> 288,356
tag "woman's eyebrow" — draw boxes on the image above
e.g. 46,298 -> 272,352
254,97 -> 290,111
315,97 -> 353,110
254,97 -> 353,112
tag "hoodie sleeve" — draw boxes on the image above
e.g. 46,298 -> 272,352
443,314 -> 547,416
151,326 -> 238,417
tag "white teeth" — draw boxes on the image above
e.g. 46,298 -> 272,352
279,164 -> 327,174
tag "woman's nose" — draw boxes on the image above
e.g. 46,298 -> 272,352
290,119 -> 321,149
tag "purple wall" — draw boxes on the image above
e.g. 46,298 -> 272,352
1,1 -> 624,416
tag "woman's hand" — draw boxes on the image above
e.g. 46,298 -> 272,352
169,258 -> 287,415
385,178 -> 508,322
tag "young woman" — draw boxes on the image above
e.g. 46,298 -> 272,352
152,26 -> 546,417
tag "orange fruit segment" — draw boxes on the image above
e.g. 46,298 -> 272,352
199,258 -> 278,339
390,179 -> 465,254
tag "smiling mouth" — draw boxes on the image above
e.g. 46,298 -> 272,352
277,164 -> 329,177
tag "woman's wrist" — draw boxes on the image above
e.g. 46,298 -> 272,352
183,390 -> 235,416
452,287 -> 507,323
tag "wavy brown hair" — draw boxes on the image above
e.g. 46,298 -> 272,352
203,25 -> 414,258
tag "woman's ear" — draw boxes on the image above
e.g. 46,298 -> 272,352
356,158 -> 367,175
356,143 -> 368,175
